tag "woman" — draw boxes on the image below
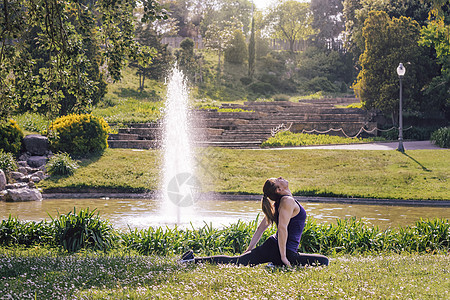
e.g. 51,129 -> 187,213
179,177 -> 329,267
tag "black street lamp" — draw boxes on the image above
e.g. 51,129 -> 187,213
396,63 -> 406,153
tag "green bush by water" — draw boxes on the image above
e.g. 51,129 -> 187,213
46,153 -> 79,176
48,114 -> 110,157
1,209 -> 448,256
431,127 -> 450,148
50,208 -> 116,253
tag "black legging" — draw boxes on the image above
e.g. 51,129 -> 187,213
194,237 -> 329,267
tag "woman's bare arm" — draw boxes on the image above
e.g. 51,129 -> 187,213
277,196 -> 296,266
245,216 -> 270,252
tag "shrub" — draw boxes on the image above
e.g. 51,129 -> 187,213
0,216 -> 53,246
273,94 -> 290,101
0,119 -> 23,156
305,77 -> 338,93
51,208 -> 116,253
431,127 -> 450,148
381,126 -> 441,141
224,30 -> 248,65
0,149 -> 17,174
240,76 -> 253,85
248,81 -> 275,95
46,153 -> 79,176
48,114 -> 110,157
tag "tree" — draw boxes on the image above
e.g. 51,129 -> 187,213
200,0 -> 253,36
418,0 -> 450,118
0,0 -> 167,121
204,19 -> 240,70
265,0 -> 314,52
310,0 -> 345,50
354,11 -> 435,121
343,0 -> 432,63
248,15 -> 256,78
224,30 -> 248,65
134,23 -> 172,82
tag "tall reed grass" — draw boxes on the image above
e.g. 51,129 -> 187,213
1,209 -> 448,255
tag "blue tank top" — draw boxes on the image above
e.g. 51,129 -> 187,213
274,197 -> 307,252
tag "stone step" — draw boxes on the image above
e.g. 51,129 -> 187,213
108,140 -> 159,149
195,141 -> 262,149
118,127 -> 162,139
110,122 -> 160,128
108,133 -> 139,141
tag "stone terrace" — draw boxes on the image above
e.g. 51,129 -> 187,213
108,98 -> 377,149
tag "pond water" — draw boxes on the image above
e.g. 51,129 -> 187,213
1,198 -> 449,230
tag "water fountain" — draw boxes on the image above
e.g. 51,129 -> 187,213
160,66 -> 200,224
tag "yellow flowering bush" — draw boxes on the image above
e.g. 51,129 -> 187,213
0,119 -> 24,156
49,114 -> 110,157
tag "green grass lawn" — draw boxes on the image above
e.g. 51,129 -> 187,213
1,247 -> 448,299
38,148 -> 450,200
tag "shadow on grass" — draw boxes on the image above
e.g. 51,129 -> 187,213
402,152 -> 432,172
115,88 -> 161,101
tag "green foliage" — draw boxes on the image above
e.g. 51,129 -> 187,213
343,0 -> 432,62
0,0 -> 166,118
224,30 -> 248,65
296,46 -> 353,87
380,126 -> 440,141
93,98 -> 163,123
13,113 -> 48,135
51,208 -> 116,253
46,153 -> 79,176
266,0 -> 314,52
196,105 -> 251,113
0,216 -> 53,247
272,94 -> 291,101
0,150 -> 18,174
248,16 -> 256,78
304,76 -> 338,93
354,11 -> 435,117
431,127 -> 450,148
248,81 -> 275,95
310,0 -> 344,50
261,131 -> 378,147
49,114 -> 110,157
3,213 -> 449,257
0,120 -> 23,156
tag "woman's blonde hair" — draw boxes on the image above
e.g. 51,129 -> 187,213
261,179 -> 279,224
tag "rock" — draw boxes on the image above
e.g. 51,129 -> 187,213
28,181 -> 36,188
32,171 -> 45,180
5,182 -> 28,189
0,170 -> 6,190
17,161 -> 28,167
18,167 -> 28,175
0,190 -> 7,201
27,156 -> 48,168
4,188 -> 43,202
26,167 -> 40,174
10,172 -> 24,181
19,175 -> 31,183
30,176 -> 41,183
23,134 -> 49,156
